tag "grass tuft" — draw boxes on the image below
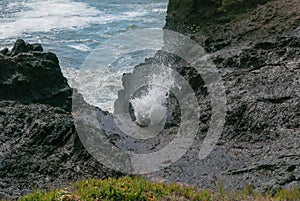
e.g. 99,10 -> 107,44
17,176 -> 299,201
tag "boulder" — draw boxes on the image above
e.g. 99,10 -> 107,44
0,40 -> 71,111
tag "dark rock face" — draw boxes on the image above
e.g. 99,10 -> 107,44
166,0 -> 300,52
159,36 -> 300,192
0,41 -> 120,200
117,36 -> 300,192
9,39 -> 43,57
116,0 -> 300,193
0,0 -> 299,199
0,39 -> 71,111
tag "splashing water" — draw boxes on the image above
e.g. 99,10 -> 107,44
130,69 -> 175,127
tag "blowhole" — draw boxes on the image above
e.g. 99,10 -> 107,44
129,84 -> 181,129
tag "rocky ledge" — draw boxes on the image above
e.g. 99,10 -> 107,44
0,0 -> 299,199
0,39 -> 72,111
136,34 -> 300,193
0,40 -> 120,200
118,0 -> 300,193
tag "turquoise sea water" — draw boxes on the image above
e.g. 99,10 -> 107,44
0,0 -> 168,111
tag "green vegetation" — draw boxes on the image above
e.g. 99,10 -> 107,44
166,0 -> 273,33
17,176 -> 300,201
211,0 -> 273,12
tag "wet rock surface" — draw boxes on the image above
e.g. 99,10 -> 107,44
141,36 -> 300,192
0,41 -> 121,200
117,0 -> 300,193
0,0 -> 299,199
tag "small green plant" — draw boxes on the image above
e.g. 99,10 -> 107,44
274,188 -> 300,201
18,176 -> 300,201
216,0 -> 273,12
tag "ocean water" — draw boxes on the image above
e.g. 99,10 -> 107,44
0,0 -> 168,111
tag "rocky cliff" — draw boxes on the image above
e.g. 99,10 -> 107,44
0,40 -> 121,200
0,0 -> 299,199
118,0 -> 300,192
0,39 -> 72,111
166,0 -> 300,52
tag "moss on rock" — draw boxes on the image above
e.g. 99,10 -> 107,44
165,0 -> 272,33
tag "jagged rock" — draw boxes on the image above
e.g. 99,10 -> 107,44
0,40 -> 71,111
7,39 -> 43,56
166,0 -> 300,52
116,36 -> 300,192
0,41 -> 121,200
0,48 -> 8,56
0,0 -> 300,199
116,0 -> 300,193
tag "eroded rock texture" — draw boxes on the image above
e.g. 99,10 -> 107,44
117,0 -> 300,193
0,40 -> 120,200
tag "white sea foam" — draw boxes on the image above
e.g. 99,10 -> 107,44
62,67 -> 132,112
62,66 -> 176,123
2,0 -> 169,113
130,69 -> 175,127
0,0 -> 102,39
0,0 -> 148,40
68,44 -> 91,52
122,11 -> 147,18
151,8 -> 167,14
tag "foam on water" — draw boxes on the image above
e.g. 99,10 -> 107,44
1,0 -> 169,112
68,44 -> 91,52
0,0 -> 150,40
151,8 -> 167,14
0,0 -> 101,39
62,67 -> 132,112
130,69 -> 175,127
